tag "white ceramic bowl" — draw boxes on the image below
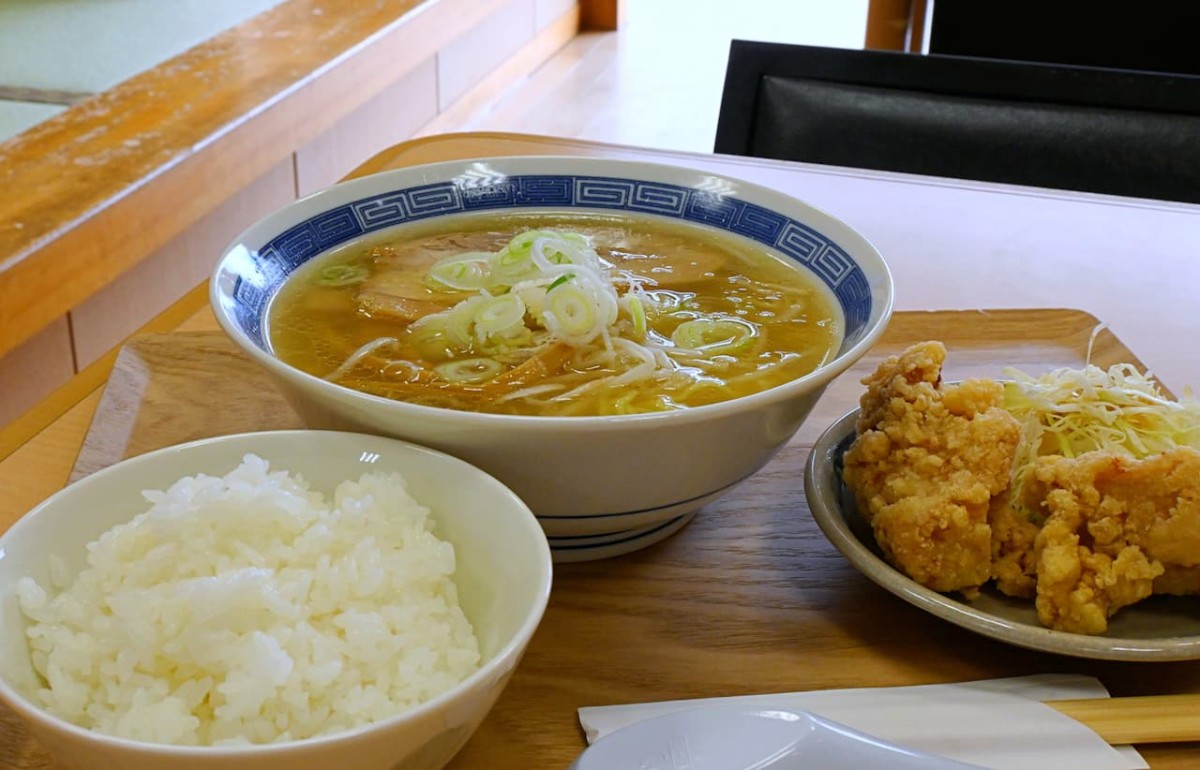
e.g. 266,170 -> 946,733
211,156 -> 894,560
0,431 -> 552,770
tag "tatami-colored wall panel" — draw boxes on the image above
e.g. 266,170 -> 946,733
0,100 -> 64,143
0,0 -> 286,93
294,58 -> 439,197
69,159 -> 295,368
437,0 -> 537,111
0,317 -> 73,430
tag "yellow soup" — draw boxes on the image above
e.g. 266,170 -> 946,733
268,212 -> 841,416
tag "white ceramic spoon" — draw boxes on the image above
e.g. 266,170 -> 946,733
569,705 -> 987,770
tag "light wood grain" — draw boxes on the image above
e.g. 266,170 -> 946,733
70,334 -> 301,482
17,308 -> 1188,770
0,389 -> 101,534
1048,694 -> 1200,745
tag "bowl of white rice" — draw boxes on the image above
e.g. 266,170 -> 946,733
0,430 -> 552,770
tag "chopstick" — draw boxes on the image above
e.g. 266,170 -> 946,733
1046,694 -> 1200,745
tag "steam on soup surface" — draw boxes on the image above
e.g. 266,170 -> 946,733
268,212 -> 841,416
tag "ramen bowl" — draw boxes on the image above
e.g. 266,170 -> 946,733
0,430 -> 552,770
211,156 -> 893,561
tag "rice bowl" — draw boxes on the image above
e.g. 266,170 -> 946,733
0,431 -> 551,770
18,454 -> 480,746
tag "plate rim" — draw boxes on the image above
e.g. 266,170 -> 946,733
803,408 -> 1200,662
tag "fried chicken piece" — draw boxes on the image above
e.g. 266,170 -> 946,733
1025,447 -> 1200,634
843,341 -> 1022,595
988,491 -> 1041,599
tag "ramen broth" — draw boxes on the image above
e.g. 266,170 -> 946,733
268,213 -> 841,416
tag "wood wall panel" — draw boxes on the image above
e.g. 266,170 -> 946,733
436,0 -> 538,111
69,159 -> 295,368
414,3 -> 580,139
0,317 -> 74,431
294,58 -> 439,197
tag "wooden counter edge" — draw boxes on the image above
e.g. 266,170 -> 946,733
0,128 -> 502,462
0,0 -> 519,361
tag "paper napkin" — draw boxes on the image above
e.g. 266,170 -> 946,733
578,674 -> 1147,770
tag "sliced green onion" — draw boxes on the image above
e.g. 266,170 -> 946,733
439,296 -> 488,350
504,230 -> 551,263
428,252 -> 494,290
626,295 -> 647,340
543,283 -> 599,340
490,246 -> 539,283
517,285 -> 548,327
315,263 -> 369,287
473,293 -> 527,336
434,357 -> 503,383
671,317 -> 758,354
418,229 -> 619,352
406,316 -> 456,361
478,325 -> 534,355
643,289 -> 690,313
511,230 -> 586,268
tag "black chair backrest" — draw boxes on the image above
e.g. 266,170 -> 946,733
715,42 -> 1200,203
928,0 -> 1200,76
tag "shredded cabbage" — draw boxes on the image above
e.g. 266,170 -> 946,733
1002,362 -> 1200,518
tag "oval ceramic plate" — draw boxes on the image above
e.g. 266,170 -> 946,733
804,409 -> 1200,661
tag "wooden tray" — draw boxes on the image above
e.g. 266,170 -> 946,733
6,309 -> 1197,769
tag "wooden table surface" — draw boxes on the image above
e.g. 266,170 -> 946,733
3,132 -> 1200,768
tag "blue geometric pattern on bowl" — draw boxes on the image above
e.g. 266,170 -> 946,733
229,175 -> 874,349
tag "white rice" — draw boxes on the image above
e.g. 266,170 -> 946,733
15,454 -> 480,746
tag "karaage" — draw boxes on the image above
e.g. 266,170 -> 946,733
842,341 -> 1022,595
1025,447 -> 1200,634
